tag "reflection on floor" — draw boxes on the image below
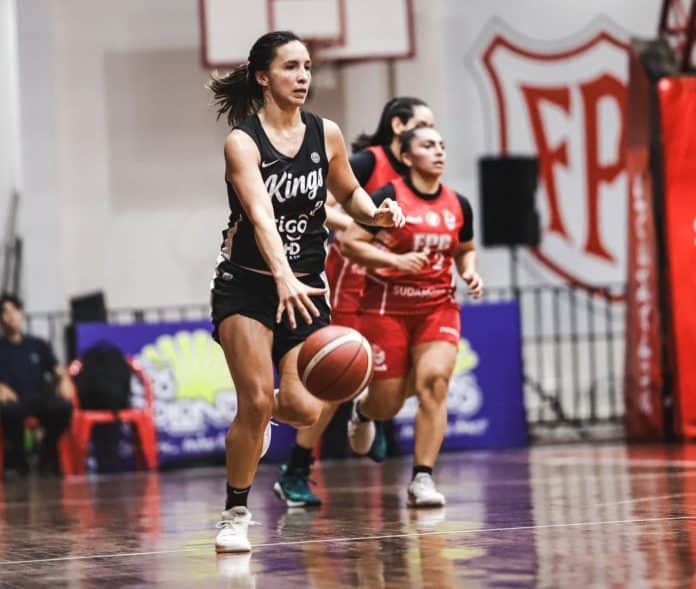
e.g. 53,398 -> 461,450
1,444 -> 696,587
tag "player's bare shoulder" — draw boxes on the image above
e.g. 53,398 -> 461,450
224,129 -> 260,172
322,118 -> 346,160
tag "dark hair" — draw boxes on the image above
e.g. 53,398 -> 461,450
0,292 -> 23,311
207,31 -> 305,127
351,96 -> 429,153
399,124 -> 434,156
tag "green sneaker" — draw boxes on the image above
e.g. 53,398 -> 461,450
367,421 -> 388,463
273,464 -> 322,508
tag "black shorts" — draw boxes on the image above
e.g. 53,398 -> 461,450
211,264 -> 331,365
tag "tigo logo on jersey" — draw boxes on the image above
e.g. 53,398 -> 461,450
276,214 -> 309,242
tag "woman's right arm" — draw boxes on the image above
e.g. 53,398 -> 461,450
225,131 -> 326,328
340,222 -> 429,273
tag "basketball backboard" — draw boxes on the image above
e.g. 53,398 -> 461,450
200,0 -> 344,67
316,0 -> 414,62
200,0 -> 415,67
269,0 -> 345,46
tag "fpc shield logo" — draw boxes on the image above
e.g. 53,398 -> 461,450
473,21 -> 630,292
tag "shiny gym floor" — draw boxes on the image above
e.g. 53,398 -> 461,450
1,444 -> 696,588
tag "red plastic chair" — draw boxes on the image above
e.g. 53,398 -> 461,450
65,357 -> 158,475
0,416 -> 75,478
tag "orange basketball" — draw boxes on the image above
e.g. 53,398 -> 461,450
297,325 -> 373,403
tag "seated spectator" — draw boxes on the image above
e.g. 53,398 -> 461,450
0,293 -> 73,476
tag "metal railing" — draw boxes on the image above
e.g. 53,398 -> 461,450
25,284 -> 626,428
458,284 -> 625,427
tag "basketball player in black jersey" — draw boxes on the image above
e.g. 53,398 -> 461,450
207,31 -> 404,553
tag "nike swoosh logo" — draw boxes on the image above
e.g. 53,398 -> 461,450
261,160 -> 279,169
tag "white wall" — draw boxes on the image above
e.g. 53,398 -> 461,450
15,0 -> 63,311
48,0 -> 230,311
15,0 -> 230,311
13,0 -> 663,311
0,0 -> 21,275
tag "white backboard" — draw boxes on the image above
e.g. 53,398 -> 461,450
317,0 -> 414,62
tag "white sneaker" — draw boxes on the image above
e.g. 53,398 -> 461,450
407,473 -> 446,508
215,506 -> 253,553
347,397 -> 375,455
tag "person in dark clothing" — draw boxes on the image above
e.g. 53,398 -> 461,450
0,293 -> 73,476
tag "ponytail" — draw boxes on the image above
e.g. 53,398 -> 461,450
207,64 -> 262,127
351,96 -> 428,153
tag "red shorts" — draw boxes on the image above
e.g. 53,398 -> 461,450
359,304 -> 460,379
332,310 -> 361,331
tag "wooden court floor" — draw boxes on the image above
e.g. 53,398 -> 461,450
1,443 -> 696,588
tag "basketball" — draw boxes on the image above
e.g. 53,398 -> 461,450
297,325 -> 373,403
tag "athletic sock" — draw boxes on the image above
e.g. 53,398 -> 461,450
287,443 -> 313,471
412,465 -> 433,480
225,484 -> 251,510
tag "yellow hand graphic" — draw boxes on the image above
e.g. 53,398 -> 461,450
453,339 -> 479,376
140,330 -> 234,404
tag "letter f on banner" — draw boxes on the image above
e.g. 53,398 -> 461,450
521,85 -> 571,240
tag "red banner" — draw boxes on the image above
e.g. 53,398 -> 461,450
623,51 -> 664,440
658,77 -> 696,439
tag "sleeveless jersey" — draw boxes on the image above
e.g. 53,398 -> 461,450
325,145 -> 403,313
362,177 -> 466,315
217,111 -> 329,275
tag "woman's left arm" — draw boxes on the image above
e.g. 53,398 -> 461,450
454,241 -> 483,299
324,192 -> 353,232
324,119 -> 404,228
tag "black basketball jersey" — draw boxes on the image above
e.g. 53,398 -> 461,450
218,110 -> 329,275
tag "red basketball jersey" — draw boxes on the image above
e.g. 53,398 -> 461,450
326,146 -> 403,313
362,177 -> 465,315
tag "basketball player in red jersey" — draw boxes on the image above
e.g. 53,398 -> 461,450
327,97 -> 434,331
341,125 -> 483,507
274,98 -> 434,508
